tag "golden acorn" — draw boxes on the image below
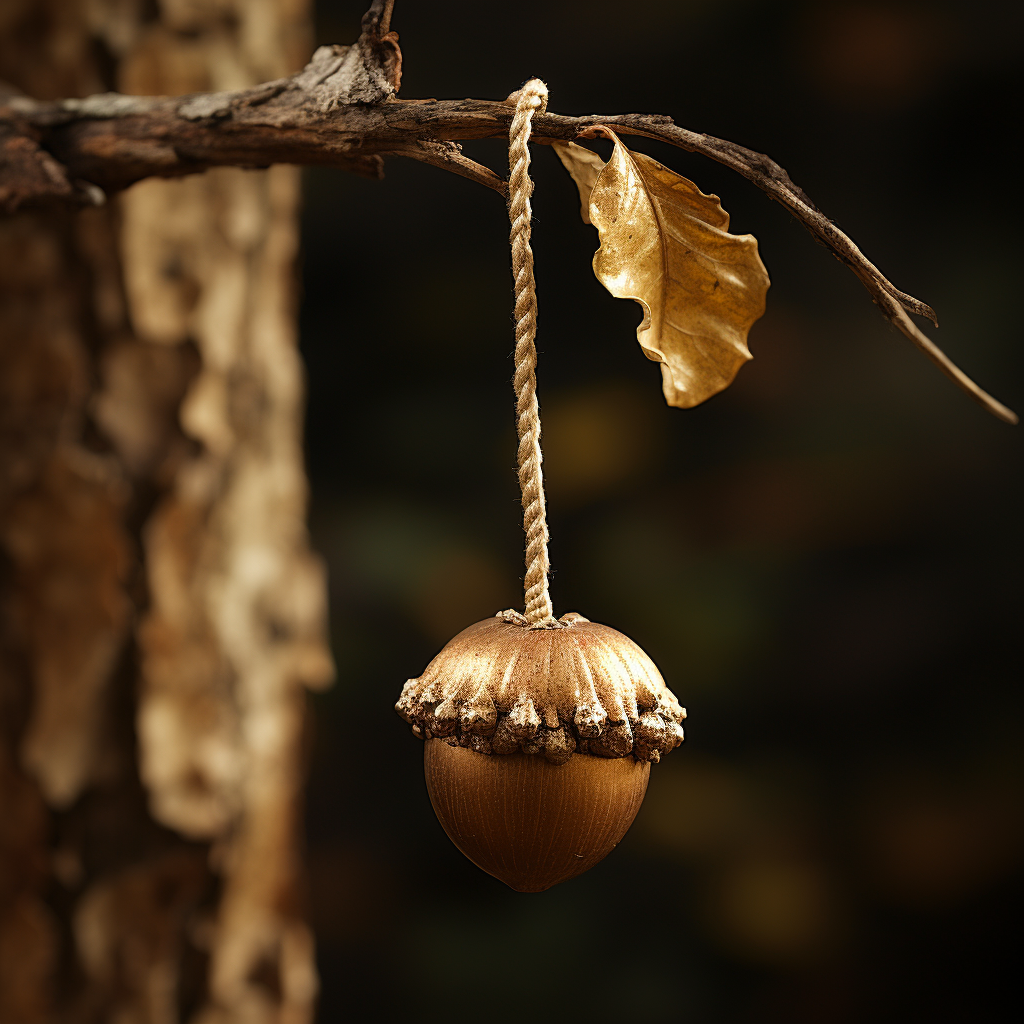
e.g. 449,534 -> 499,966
396,81 -> 685,891
396,610 -> 685,891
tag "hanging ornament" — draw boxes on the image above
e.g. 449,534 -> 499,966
396,80 -> 685,892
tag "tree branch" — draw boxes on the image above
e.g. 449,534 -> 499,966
0,25 -> 1015,423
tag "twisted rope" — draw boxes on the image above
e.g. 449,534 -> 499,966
507,78 -> 557,628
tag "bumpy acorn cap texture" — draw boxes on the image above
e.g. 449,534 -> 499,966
396,610 -> 686,765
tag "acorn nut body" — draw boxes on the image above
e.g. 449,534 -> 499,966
425,741 -> 650,891
397,610 -> 685,891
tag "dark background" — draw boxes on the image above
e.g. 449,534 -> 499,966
300,2 -> 1023,1021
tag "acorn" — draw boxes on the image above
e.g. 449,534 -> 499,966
396,80 -> 686,891
396,609 -> 685,891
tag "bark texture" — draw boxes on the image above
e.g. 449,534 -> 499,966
0,2 -> 331,1021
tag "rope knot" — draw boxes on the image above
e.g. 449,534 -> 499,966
506,78 -> 549,114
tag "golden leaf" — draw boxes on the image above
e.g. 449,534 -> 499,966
553,139 -> 605,225
555,129 -> 770,408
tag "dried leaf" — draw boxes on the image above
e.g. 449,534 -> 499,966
556,130 -> 770,408
553,141 -> 604,225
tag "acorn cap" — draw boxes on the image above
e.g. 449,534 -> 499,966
396,610 -> 685,764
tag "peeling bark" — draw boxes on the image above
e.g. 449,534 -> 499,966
1,1 -> 330,1021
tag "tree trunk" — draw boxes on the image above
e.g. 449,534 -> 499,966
0,2 -> 332,1021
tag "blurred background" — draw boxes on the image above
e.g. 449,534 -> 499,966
301,1 -> 1023,1021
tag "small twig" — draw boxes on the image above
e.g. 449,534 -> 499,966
357,0 -> 402,94
393,140 -> 506,196
363,0 -> 395,37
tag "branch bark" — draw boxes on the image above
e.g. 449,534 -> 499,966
0,15 -> 1015,423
